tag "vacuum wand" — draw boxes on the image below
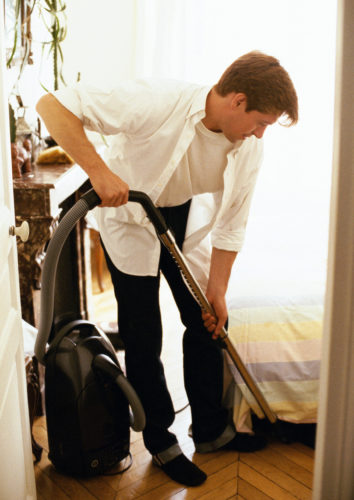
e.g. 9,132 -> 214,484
158,230 -> 277,425
82,188 -> 277,424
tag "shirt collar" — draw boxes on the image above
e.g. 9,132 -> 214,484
187,85 -> 245,153
186,85 -> 212,120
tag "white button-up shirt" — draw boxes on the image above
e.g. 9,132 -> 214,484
54,79 -> 263,290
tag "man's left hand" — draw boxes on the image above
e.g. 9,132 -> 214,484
202,293 -> 228,339
202,247 -> 237,339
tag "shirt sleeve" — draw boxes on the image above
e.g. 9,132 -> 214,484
52,80 -> 180,136
211,138 -> 263,252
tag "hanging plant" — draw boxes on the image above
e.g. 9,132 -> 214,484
6,0 -> 22,68
37,0 -> 67,91
6,0 -> 36,74
6,0 -> 67,91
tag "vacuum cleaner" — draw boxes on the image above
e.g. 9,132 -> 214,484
34,189 -> 146,477
35,188 -> 277,477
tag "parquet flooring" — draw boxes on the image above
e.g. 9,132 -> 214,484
33,252 -> 315,499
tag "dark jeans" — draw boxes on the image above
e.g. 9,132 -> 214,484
102,201 -> 229,455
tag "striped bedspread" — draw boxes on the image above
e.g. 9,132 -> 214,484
225,302 -> 323,433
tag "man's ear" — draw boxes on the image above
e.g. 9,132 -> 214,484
230,93 -> 247,110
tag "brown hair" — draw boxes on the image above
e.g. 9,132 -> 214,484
215,51 -> 298,125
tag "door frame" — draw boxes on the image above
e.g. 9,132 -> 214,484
313,0 -> 354,498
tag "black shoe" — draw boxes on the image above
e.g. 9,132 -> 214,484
220,433 -> 267,453
153,453 -> 207,487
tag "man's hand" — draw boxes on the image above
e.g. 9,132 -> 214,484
202,247 -> 237,339
90,167 -> 129,207
202,292 -> 228,339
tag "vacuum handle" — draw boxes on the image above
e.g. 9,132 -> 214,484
92,354 -> 146,432
81,188 -> 168,235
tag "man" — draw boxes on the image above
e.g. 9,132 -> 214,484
36,51 -> 298,487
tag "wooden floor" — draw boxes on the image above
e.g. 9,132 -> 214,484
33,257 -> 315,499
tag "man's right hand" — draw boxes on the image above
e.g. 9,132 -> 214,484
90,167 -> 129,207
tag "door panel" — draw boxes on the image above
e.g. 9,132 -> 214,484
0,0 -> 37,498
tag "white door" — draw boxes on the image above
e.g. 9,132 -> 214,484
0,2 -> 37,499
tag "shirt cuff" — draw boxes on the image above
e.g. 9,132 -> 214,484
211,229 -> 245,252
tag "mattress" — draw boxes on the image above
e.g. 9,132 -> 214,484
225,302 -> 323,432
223,210 -> 327,432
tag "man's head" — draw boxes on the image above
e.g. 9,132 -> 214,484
215,51 -> 298,126
203,51 -> 298,143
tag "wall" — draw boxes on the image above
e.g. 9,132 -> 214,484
61,0 -> 137,87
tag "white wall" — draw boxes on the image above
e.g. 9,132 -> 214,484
61,0 -> 137,87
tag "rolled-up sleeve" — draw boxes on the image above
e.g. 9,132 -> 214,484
211,138 -> 263,252
211,177 -> 258,251
53,86 -> 85,122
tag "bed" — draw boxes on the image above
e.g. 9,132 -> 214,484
223,207 -> 327,434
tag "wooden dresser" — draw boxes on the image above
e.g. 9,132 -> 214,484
13,161 -> 92,330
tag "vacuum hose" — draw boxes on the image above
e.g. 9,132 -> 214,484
34,196 -> 93,364
92,354 -> 146,431
35,188 -> 160,364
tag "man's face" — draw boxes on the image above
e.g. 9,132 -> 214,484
219,93 -> 278,143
